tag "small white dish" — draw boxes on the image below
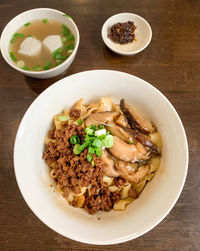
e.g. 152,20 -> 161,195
0,8 -> 80,79
14,70 -> 188,245
102,13 -> 152,56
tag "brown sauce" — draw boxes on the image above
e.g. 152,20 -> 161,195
108,21 -> 137,44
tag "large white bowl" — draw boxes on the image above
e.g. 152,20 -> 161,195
14,70 -> 188,245
0,8 -> 80,79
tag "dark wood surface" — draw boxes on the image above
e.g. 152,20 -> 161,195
0,0 -> 200,250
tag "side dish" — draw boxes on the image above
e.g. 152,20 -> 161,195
9,19 -> 75,71
43,98 -> 162,214
108,21 -> 137,44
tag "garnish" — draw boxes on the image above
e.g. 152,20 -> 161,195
10,33 -> 24,44
77,119 -> 83,125
43,18 -> 48,23
22,66 -> 29,71
94,129 -> 106,137
58,115 -> 68,121
88,146 -> 95,154
52,48 -> 67,65
129,139 -> 133,144
24,22 -> 31,27
70,135 -> 80,145
43,65 -> 50,70
95,148 -> 102,157
85,128 -> 94,135
65,44 -> 74,50
27,35 -> 32,37
87,154 -> 93,162
72,124 -> 114,162
9,51 -> 17,61
73,144 -> 81,154
43,60 -> 51,70
62,37 -> 67,43
16,60 -> 25,68
61,24 -> 70,36
102,135 -> 114,148
63,14 -> 72,19
67,35 -> 75,40
32,65 -> 41,71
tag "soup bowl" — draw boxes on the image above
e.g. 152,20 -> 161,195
0,8 -> 80,79
14,70 -> 188,244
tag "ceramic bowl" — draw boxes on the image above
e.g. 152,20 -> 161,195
102,13 -> 152,55
0,8 -> 80,79
14,70 -> 188,244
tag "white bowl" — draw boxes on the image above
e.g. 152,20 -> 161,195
14,70 -> 188,244
0,8 -> 80,79
102,13 -> 152,55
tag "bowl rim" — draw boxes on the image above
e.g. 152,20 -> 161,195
13,70 -> 189,245
101,12 -> 152,55
0,8 -> 80,75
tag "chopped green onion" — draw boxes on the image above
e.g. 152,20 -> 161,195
91,160 -> 95,166
14,33 -> 24,38
43,18 -> 48,23
62,24 -> 67,29
58,115 -> 68,121
85,135 -> 96,142
55,54 -> 62,60
62,37 -> 67,42
63,14 -> 72,19
65,44 -> 74,50
87,154 -> 93,162
9,51 -> 17,61
16,60 -> 25,68
62,30 -> 70,36
88,146 -> 95,154
22,66 -> 29,71
53,62 -> 61,67
95,148 -> 102,157
10,33 -> 24,43
43,65 -> 50,70
52,48 -> 64,62
24,22 -> 31,26
43,60 -> 52,70
98,125 -> 103,129
85,128 -> 94,135
77,119 -> 83,126
67,35 -> 75,40
60,55 -> 67,60
45,60 -> 51,66
129,139 -> 133,144
70,135 -> 80,145
78,141 -> 90,153
32,65 -> 41,71
98,134 -> 106,140
57,48 -> 62,53
102,135 -> 113,148
92,139 -> 102,148
73,144 -> 81,154
95,129 -> 106,137
27,35 -> 32,37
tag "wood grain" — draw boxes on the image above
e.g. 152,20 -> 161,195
0,0 -> 200,250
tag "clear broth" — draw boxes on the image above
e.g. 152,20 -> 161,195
9,19 -> 75,71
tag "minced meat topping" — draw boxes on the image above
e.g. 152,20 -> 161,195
43,124 -> 120,214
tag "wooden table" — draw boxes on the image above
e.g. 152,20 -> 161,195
0,0 -> 200,250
